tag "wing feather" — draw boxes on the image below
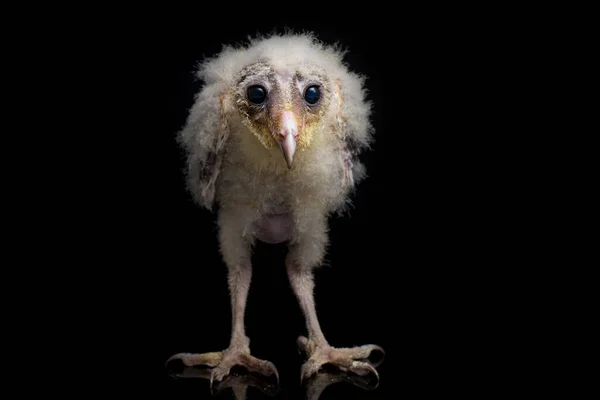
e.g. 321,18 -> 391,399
178,86 -> 231,211
333,77 -> 373,189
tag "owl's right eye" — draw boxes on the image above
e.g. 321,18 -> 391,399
247,85 -> 267,104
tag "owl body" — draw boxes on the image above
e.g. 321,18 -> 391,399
178,32 -> 374,264
216,116 -> 350,244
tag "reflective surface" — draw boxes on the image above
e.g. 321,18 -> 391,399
164,361 -> 384,399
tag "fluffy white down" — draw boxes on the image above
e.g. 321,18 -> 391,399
177,31 -> 374,268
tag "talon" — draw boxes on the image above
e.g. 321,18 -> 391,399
374,345 -> 385,357
209,369 -> 215,391
300,364 -> 311,385
350,361 -> 380,387
300,363 -> 308,383
362,344 -> 385,366
366,344 -> 385,358
301,359 -> 320,382
165,352 -> 191,366
265,361 -> 279,384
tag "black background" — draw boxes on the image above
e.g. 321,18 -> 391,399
67,6 -> 523,399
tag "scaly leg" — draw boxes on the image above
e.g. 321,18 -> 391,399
286,218 -> 384,382
166,211 -> 278,385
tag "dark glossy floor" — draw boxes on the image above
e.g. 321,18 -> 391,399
161,360 -> 388,399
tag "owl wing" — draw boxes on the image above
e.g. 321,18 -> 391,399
178,88 -> 231,211
333,77 -> 373,190
341,135 -> 362,188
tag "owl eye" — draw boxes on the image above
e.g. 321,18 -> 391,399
247,85 -> 267,104
304,85 -> 321,105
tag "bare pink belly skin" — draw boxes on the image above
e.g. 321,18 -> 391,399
254,212 -> 294,244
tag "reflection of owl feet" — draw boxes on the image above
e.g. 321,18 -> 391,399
166,353 -> 280,398
297,336 -> 385,383
304,368 -> 380,400
165,347 -> 279,388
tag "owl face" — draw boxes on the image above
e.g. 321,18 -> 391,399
233,60 -> 333,168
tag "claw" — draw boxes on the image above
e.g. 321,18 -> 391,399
165,352 -> 190,366
366,344 -> 385,358
362,344 -> 385,367
300,362 -> 308,384
265,361 -> 279,384
209,369 -> 216,391
301,359 -> 321,383
350,361 -> 380,388
300,364 -> 311,385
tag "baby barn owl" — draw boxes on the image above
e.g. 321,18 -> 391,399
167,32 -> 384,385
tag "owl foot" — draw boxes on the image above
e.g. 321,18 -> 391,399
165,360 -> 280,398
297,336 -> 384,385
166,346 -> 279,389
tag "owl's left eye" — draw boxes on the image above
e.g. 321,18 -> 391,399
304,85 -> 321,105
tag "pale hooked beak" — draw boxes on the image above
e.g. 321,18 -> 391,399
278,110 -> 297,169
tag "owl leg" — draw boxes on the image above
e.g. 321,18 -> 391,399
286,216 -> 385,383
166,210 -> 278,387
166,261 -> 278,385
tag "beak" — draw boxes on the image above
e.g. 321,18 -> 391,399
277,110 -> 297,169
